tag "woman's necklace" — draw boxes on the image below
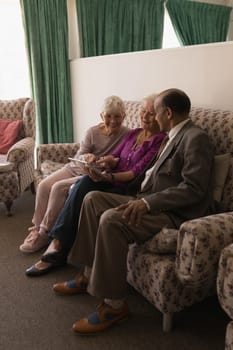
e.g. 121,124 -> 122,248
131,131 -> 152,151
126,131 -> 151,166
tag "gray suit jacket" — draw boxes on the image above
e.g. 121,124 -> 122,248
137,120 -> 215,228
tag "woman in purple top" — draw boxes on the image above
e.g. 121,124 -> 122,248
26,94 -> 166,277
101,127 -> 165,188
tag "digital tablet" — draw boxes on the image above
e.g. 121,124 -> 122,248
68,158 -> 103,175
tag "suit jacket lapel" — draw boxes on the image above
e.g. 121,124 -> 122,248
142,120 -> 193,192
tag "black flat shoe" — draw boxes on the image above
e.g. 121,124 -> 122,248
25,264 -> 55,277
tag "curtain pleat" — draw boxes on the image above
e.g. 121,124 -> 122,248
76,0 -> 165,57
166,0 -> 232,46
20,0 -> 73,144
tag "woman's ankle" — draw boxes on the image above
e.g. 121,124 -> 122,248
45,239 -> 62,254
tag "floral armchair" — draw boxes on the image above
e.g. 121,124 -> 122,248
217,244 -> 233,350
0,98 -> 35,215
125,102 -> 233,332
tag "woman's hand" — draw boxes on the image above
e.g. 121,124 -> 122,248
82,153 -> 97,163
115,199 -> 148,226
96,155 -> 119,169
87,169 -> 114,183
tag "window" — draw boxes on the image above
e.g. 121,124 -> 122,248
0,0 -> 30,99
162,8 -> 180,49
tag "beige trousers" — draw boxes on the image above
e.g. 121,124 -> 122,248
32,167 -> 81,233
68,191 -> 176,299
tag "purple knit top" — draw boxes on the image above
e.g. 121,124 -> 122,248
110,128 -> 166,185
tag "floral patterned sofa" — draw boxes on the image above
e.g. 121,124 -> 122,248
0,98 -> 35,215
217,244 -> 233,350
35,100 -> 233,332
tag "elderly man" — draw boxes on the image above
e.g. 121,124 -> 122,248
56,88 -> 215,334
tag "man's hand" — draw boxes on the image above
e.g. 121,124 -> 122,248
115,199 -> 148,226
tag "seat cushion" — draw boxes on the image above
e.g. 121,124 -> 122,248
143,228 -> 178,254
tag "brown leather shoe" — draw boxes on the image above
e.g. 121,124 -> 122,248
72,302 -> 130,334
53,273 -> 88,295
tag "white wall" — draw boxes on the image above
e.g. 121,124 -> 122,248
70,41 -> 233,142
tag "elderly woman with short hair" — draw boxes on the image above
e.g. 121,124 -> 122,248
20,96 -> 129,253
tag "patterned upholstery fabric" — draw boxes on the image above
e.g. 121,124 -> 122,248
143,228 -> 178,254
126,102 -> 233,332
124,101 -> 142,129
226,323 -> 233,350
217,244 -> 233,350
34,142 -> 80,188
0,98 -> 35,215
0,171 -> 19,203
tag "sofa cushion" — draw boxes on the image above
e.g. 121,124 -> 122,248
213,153 -> 230,202
0,119 -> 22,154
144,228 -> 179,254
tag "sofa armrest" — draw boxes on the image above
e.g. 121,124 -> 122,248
36,142 -> 80,169
217,243 -> 233,320
7,137 -> 35,163
175,212 -> 233,286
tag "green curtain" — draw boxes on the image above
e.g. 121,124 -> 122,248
166,0 -> 232,46
76,0 -> 165,57
20,0 -> 73,144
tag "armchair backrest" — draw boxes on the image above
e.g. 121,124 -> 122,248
124,100 -> 142,129
123,101 -> 233,211
190,107 -> 233,211
0,98 -> 35,139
